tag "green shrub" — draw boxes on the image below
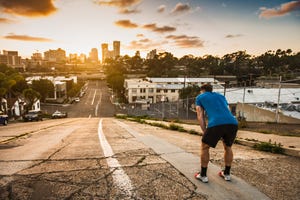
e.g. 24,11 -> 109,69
253,140 -> 284,154
169,123 -> 186,132
149,122 -> 169,129
188,129 -> 200,135
115,114 -> 127,119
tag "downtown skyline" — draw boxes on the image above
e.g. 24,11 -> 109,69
0,0 -> 300,60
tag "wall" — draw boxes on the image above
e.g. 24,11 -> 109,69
236,103 -> 300,124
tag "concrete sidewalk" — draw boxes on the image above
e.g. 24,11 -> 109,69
116,120 -> 271,200
144,120 -> 300,157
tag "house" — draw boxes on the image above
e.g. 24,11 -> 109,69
124,77 -> 223,103
2,97 -> 41,119
25,76 -> 77,102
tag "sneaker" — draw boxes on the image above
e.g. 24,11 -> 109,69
219,171 -> 231,181
194,172 -> 208,183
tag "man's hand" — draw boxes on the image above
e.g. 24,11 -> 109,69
196,106 -> 206,133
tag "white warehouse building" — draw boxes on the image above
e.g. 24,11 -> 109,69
124,77 -> 222,103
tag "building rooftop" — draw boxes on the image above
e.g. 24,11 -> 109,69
214,88 -> 300,104
147,77 -> 217,83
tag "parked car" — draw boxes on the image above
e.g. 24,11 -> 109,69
71,97 -> 80,104
74,97 -> 80,103
24,110 -> 43,122
52,110 -> 68,119
0,111 -> 8,125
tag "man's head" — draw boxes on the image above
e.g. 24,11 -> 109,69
200,83 -> 213,93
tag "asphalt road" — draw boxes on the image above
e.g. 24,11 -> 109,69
0,80 -> 270,199
42,80 -> 115,118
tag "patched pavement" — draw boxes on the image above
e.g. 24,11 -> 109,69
0,118 -> 206,199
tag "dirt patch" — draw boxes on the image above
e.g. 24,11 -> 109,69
213,156 -> 300,200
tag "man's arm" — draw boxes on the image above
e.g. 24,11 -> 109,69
196,105 -> 206,133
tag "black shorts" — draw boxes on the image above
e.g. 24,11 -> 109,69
202,124 -> 238,148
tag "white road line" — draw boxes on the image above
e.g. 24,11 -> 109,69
98,119 -> 134,197
95,103 -> 99,117
95,91 -> 102,117
91,89 -> 97,105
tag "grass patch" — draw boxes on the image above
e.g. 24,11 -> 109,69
148,122 -> 169,129
253,140 -> 284,154
169,123 -> 186,132
115,114 -> 200,135
234,138 -> 242,144
188,129 -> 201,135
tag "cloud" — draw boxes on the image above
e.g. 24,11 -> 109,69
3,33 -> 53,42
0,0 -> 57,17
136,33 -> 144,37
157,5 -> 166,13
127,38 -> 162,50
142,23 -> 176,33
166,35 -> 204,48
119,7 -> 140,14
171,3 -> 191,14
95,0 -> 142,15
0,17 -> 15,23
127,39 -> 152,50
115,19 -> 138,28
95,0 -> 141,8
225,34 -> 243,38
259,1 -> 300,19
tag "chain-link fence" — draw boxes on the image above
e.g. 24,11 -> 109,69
115,97 -> 198,120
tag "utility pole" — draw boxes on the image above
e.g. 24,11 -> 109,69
242,82 -> 246,118
275,76 -> 282,123
186,96 -> 189,119
224,81 -> 229,96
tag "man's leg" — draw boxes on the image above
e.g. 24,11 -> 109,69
223,141 -> 233,175
200,142 -> 210,176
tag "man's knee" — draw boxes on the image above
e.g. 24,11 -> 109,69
201,142 -> 210,151
223,142 -> 232,151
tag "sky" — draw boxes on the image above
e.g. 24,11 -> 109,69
0,0 -> 300,60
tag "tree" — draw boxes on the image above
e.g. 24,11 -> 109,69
202,55 -> 222,76
31,79 -> 54,102
179,85 -> 201,99
67,83 -> 83,98
0,64 -> 29,113
23,88 -> 40,112
146,52 -> 178,77
178,55 -> 203,77
125,54 -> 144,72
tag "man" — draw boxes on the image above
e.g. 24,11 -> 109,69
195,83 -> 238,183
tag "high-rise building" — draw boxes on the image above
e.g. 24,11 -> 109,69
101,41 -> 121,63
44,48 -> 66,62
101,43 -> 108,63
31,52 -> 42,64
79,53 -> 86,64
69,53 -> 77,63
89,48 -> 99,63
113,41 -> 120,58
0,50 -> 21,66
31,52 -> 42,61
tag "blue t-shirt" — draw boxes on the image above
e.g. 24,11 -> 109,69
195,92 -> 238,128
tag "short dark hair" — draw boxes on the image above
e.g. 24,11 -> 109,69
200,83 -> 213,92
